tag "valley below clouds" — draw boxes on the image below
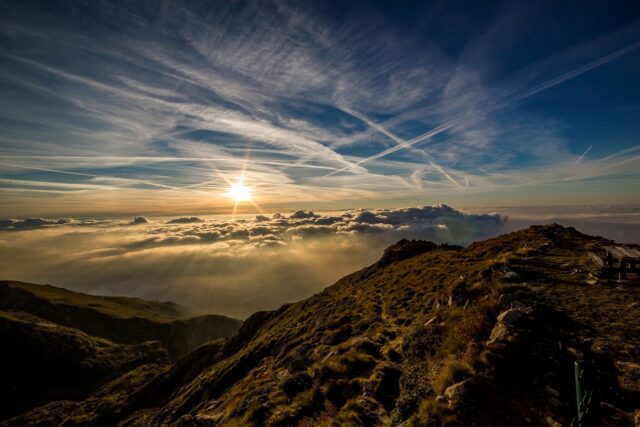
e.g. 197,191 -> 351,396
0,205 -> 506,318
2,204 -> 638,318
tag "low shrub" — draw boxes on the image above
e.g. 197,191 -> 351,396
282,372 -> 313,397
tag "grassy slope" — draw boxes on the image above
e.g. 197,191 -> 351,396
4,225 -> 639,426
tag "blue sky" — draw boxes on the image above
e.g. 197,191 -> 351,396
1,0 -> 639,217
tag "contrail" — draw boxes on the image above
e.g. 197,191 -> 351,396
512,41 -> 640,101
0,163 -> 207,194
0,155 -> 339,171
325,121 -> 456,177
335,108 -> 461,184
326,40 -> 640,177
593,144 -> 640,162
574,145 -> 593,165
428,160 -> 461,188
341,107 -> 412,149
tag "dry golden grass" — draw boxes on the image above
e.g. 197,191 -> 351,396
4,224 -> 640,426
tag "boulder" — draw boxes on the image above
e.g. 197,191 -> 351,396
487,302 -> 533,346
497,309 -> 526,325
495,265 -> 520,281
443,378 -> 471,405
488,321 -> 510,345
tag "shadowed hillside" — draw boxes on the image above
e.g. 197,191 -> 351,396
0,310 -> 168,420
0,281 -> 242,359
2,225 -> 639,426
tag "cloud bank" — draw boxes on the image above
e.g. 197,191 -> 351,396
0,217 -> 102,229
0,205 -> 505,318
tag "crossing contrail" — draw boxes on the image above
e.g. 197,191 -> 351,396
512,41 -> 640,101
325,40 -> 640,177
325,121 -> 456,177
0,162 -> 208,194
0,155 -> 339,171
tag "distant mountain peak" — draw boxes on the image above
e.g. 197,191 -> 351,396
378,238 -> 461,267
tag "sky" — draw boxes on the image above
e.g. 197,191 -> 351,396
1,0 -> 640,217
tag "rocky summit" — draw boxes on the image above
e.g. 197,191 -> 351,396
1,225 -> 639,426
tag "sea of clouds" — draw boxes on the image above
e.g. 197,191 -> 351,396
2,205 -> 506,318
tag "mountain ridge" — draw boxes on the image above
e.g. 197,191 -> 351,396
2,224 -> 639,426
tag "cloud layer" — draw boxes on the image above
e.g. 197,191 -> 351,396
0,205 -> 505,318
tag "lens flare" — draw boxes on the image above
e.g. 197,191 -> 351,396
227,182 -> 251,202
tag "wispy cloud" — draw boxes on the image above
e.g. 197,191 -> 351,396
0,0 -> 639,216
511,41 -> 640,101
327,41 -> 640,177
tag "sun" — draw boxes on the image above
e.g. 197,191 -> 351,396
226,182 -> 251,202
